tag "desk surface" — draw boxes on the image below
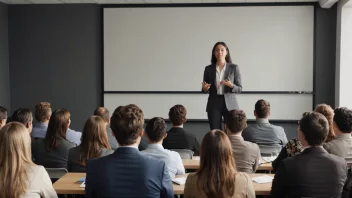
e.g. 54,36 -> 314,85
53,173 -> 273,195
182,159 -> 273,171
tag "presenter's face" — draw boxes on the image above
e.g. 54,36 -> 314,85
214,44 -> 228,61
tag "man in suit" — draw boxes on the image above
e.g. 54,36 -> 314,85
271,112 -> 347,198
93,107 -> 118,150
0,106 -> 7,129
324,107 -> 352,158
85,104 -> 174,198
225,109 -> 261,173
163,105 -> 200,155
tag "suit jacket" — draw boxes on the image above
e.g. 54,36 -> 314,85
85,147 -> 174,198
271,147 -> 347,198
184,172 -> 255,198
106,126 -> 118,150
323,133 -> 352,158
163,127 -> 200,155
202,63 -> 242,111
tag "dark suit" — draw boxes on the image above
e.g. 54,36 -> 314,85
163,127 -> 200,156
203,63 -> 242,130
271,147 -> 347,198
85,147 -> 174,198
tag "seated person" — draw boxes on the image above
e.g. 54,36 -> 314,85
0,106 -> 7,129
68,116 -> 113,172
225,110 -> 261,173
163,105 -> 200,155
271,112 -> 347,198
142,117 -> 185,178
11,108 -> 33,134
32,109 -> 76,169
85,104 -> 173,198
93,107 -> 119,150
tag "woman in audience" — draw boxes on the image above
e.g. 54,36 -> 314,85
32,109 -> 76,169
184,130 -> 255,198
0,122 -> 57,198
68,116 -> 113,172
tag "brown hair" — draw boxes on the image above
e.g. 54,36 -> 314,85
110,104 -> 144,146
35,102 -> 52,122
93,107 -> 110,123
299,112 -> 329,146
168,105 -> 187,126
226,110 -> 247,133
45,109 -> 70,151
78,116 -> 111,167
145,117 -> 167,142
314,104 -> 335,142
196,130 -> 237,198
255,99 -> 271,118
0,122 -> 34,198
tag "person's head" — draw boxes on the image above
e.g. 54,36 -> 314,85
93,107 -> 110,124
45,109 -> 70,151
314,104 -> 335,141
34,102 -> 52,123
254,99 -> 271,119
11,108 -> 33,133
197,130 -> 236,198
211,42 -> 232,65
333,107 -> 352,134
225,110 -> 247,134
79,116 -> 111,167
298,112 -> 329,147
168,104 -> 187,126
110,104 -> 144,146
145,117 -> 167,143
0,122 -> 34,198
0,106 -> 7,128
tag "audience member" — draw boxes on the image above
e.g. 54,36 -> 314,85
93,107 -> 118,150
225,110 -> 261,173
316,104 -> 335,142
31,109 -> 76,169
11,108 -> 33,134
0,122 -> 57,198
184,130 -> 255,198
271,112 -> 347,197
68,116 -> 113,172
142,117 -> 185,178
0,106 -> 7,129
85,104 -> 173,198
324,107 -> 352,158
163,104 -> 200,155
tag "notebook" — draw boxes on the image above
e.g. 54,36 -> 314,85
252,175 -> 274,184
172,177 -> 187,185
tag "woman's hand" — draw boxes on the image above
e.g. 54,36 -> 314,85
220,79 -> 234,88
202,81 -> 211,92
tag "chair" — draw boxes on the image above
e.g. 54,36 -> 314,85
171,149 -> 194,159
258,144 -> 282,157
45,168 -> 68,183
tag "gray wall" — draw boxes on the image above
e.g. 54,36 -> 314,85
8,4 -> 102,131
0,2 -> 10,110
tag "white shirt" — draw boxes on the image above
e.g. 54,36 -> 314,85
216,63 -> 227,95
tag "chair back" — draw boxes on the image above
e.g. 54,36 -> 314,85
258,144 -> 282,157
45,168 -> 68,180
171,149 -> 194,159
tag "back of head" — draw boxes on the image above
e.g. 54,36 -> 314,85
45,109 -> 70,151
93,107 -> 110,123
334,107 -> 352,133
0,106 -> 7,128
110,104 -> 144,146
226,110 -> 247,134
79,116 -> 110,167
0,122 -> 33,198
255,99 -> 270,119
145,117 -> 167,143
315,104 -> 335,141
197,130 -> 236,198
11,108 -> 33,126
299,112 -> 329,146
168,104 -> 187,126
35,102 -> 52,122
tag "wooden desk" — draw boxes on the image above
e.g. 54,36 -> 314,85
53,173 -> 273,195
182,159 -> 273,171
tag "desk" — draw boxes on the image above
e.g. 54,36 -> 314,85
182,159 -> 273,171
53,173 -> 273,195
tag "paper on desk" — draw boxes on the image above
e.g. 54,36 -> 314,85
262,156 -> 276,162
172,177 -> 187,185
79,182 -> 85,188
252,175 -> 273,184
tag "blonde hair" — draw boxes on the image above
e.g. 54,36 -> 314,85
0,122 -> 34,198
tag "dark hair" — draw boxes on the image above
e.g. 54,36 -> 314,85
255,99 -> 271,118
45,109 -> 70,151
35,102 -> 52,122
0,106 -> 7,120
110,104 -> 144,146
145,117 -> 167,142
299,112 -> 329,146
211,42 -> 232,65
334,107 -> 352,133
226,110 -> 247,133
197,130 -> 236,198
314,104 -> 335,142
168,105 -> 187,126
93,107 -> 110,123
11,108 -> 33,126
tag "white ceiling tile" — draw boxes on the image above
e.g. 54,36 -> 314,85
61,0 -> 96,3
0,0 -> 32,3
171,0 -> 201,3
94,0 -> 127,3
126,0 -> 145,3
144,0 -> 171,3
28,0 -> 64,3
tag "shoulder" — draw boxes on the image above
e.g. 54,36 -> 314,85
244,140 -> 260,150
183,129 -> 197,138
227,63 -> 239,68
100,148 -> 114,156
186,172 -> 198,184
328,153 -> 347,165
235,172 -> 251,183
62,138 -> 77,147
270,124 -> 285,132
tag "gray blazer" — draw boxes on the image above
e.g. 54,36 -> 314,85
323,133 -> 352,159
203,63 -> 242,111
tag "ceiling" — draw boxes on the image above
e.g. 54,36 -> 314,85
0,0 -> 318,4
